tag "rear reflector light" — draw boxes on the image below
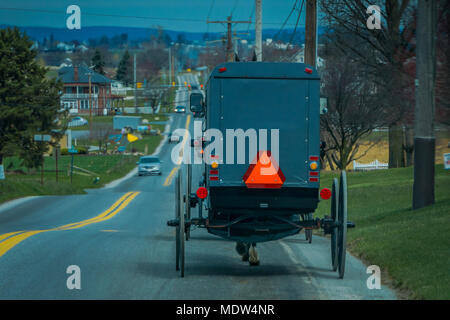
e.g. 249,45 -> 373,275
209,176 -> 219,181
309,177 -> 318,182
309,156 -> 319,161
310,171 -> 319,176
320,188 -> 332,200
196,187 -> 208,199
210,170 -> 218,175
305,67 -> 313,74
219,67 -> 227,73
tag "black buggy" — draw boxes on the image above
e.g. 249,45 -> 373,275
167,62 -> 354,278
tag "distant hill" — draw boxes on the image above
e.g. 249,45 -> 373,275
0,25 -> 327,45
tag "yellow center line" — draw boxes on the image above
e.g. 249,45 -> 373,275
163,114 -> 191,187
0,191 -> 140,259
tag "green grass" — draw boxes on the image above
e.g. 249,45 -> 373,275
0,154 -> 139,204
316,165 -> 450,299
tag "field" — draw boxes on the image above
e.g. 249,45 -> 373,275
322,130 -> 449,170
316,165 -> 450,299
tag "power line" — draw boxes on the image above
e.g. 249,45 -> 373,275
246,2 -> 255,34
287,0 -> 305,47
0,7 -> 305,27
273,0 -> 298,42
231,0 -> 240,16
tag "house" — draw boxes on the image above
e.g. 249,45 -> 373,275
59,65 -> 113,116
291,46 -> 325,68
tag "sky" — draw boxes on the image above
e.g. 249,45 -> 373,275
0,0 -> 311,32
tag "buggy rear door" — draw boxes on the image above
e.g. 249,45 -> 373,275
218,77 -> 311,187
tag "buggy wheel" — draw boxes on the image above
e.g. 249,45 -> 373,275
185,164 -> 192,241
175,171 -> 181,271
179,189 -> 185,278
337,171 -> 348,279
330,178 -> 339,271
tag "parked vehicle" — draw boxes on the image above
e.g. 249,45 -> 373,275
68,116 -> 88,127
137,156 -> 162,176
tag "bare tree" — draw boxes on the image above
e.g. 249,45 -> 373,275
89,122 -> 114,154
320,55 -> 387,170
319,0 -> 416,168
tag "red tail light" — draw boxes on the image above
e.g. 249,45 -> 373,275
305,67 -> 313,74
320,188 -> 332,200
219,67 -> 227,73
196,187 -> 208,199
209,176 -> 219,181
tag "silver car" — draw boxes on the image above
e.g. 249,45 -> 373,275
137,156 -> 162,176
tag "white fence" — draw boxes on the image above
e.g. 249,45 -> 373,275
353,159 -> 388,171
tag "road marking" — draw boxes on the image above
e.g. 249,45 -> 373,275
163,114 -> 191,187
279,240 -> 327,299
0,191 -> 140,259
163,166 -> 179,187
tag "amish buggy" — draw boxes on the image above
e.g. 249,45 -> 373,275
167,62 -> 355,278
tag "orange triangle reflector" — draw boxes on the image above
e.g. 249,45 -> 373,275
243,151 -> 285,189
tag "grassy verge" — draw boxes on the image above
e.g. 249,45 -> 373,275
316,165 -> 450,299
0,154 -> 139,204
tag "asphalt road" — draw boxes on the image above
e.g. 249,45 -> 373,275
0,82 -> 397,300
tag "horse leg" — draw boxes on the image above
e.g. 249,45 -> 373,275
235,242 -> 250,261
248,243 -> 259,266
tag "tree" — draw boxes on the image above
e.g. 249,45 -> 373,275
145,88 -> 163,114
89,122 -> 114,154
320,54 -> 387,170
92,49 -> 105,75
116,50 -> 132,85
0,27 -> 63,167
319,0 -> 416,168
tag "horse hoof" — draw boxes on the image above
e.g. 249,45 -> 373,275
248,246 -> 259,266
242,254 -> 249,261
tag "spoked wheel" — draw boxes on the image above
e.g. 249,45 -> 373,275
175,171 -> 181,271
330,178 -> 339,271
337,171 -> 348,279
179,187 -> 185,278
185,164 -> 192,241
175,170 -> 185,277
305,213 -> 313,243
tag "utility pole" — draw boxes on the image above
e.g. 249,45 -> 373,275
168,47 -> 172,85
88,72 -> 92,132
207,16 -> 251,62
255,0 -> 262,61
304,0 -> 317,67
413,0 -> 437,210
134,53 -> 137,113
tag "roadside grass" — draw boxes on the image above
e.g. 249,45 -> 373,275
316,165 -> 450,299
0,154 -> 139,204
